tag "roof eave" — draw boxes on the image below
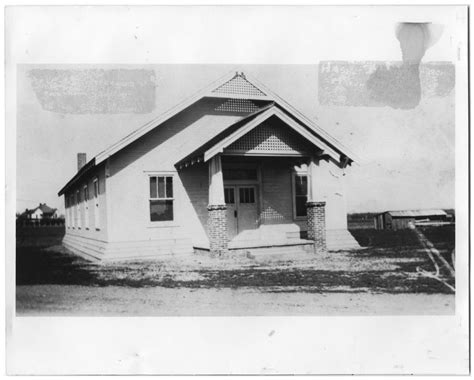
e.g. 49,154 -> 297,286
58,158 -> 96,196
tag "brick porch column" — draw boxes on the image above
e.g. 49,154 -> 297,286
306,201 -> 327,252
307,156 -> 327,252
207,155 -> 228,255
207,204 -> 228,255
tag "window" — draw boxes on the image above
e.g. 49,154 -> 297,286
76,190 -> 81,228
70,194 -> 75,228
239,187 -> 255,204
65,196 -> 70,228
149,175 -> 174,222
293,174 -> 308,218
224,188 -> 235,204
83,185 -> 89,229
93,178 -> 100,229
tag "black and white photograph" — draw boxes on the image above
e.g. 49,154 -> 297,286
5,4 -> 469,375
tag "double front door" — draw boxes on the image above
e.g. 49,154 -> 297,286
224,185 -> 259,240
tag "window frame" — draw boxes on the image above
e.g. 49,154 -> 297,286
238,186 -> 256,204
76,189 -> 81,229
70,194 -> 75,228
147,173 -> 177,226
65,195 -> 70,228
83,184 -> 90,230
292,172 -> 308,220
92,177 -> 101,231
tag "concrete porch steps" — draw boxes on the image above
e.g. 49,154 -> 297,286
247,244 -> 314,257
228,240 -> 315,257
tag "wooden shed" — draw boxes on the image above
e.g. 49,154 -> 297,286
374,209 -> 449,230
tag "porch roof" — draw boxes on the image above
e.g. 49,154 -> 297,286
175,104 -> 346,170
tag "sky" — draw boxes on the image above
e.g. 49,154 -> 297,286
11,6 -> 464,214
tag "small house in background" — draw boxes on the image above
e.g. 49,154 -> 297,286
374,209 -> 451,230
19,203 -> 58,220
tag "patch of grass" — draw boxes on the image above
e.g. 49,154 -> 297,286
16,244 -> 452,293
349,226 -> 455,265
16,226 -> 65,248
349,228 -> 420,247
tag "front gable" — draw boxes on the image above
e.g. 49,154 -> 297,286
203,106 -> 339,162
211,74 -> 267,98
225,116 -> 315,156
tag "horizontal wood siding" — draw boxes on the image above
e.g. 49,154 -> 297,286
257,158 -> 304,239
63,165 -> 108,242
178,164 -> 210,245
260,158 -> 294,225
103,100 -> 242,246
318,164 -> 349,231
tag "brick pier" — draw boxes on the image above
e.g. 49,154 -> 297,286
207,204 -> 228,255
307,201 -> 326,252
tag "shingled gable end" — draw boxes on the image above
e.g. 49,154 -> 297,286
58,71 -> 360,261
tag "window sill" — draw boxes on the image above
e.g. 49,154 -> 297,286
147,222 -> 179,228
294,216 -> 307,221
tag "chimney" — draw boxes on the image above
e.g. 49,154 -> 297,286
77,153 -> 87,171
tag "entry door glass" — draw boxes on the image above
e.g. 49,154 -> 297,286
224,187 -> 238,239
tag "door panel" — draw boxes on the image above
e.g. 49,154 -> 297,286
225,185 -> 259,240
237,186 -> 258,233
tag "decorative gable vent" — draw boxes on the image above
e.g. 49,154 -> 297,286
226,121 -> 312,154
212,73 -> 267,97
215,99 -> 260,113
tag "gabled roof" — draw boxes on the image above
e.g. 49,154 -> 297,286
38,203 -> 57,214
20,203 -> 57,217
382,209 -> 448,217
59,70 -> 359,196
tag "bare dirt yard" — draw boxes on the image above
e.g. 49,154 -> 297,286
16,226 -> 455,316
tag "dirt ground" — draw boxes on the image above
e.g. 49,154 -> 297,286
16,231 -> 455,315
17,285 -> 454,316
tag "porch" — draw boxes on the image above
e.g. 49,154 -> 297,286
175,104 -> 352,255
179,153 -> 328,256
